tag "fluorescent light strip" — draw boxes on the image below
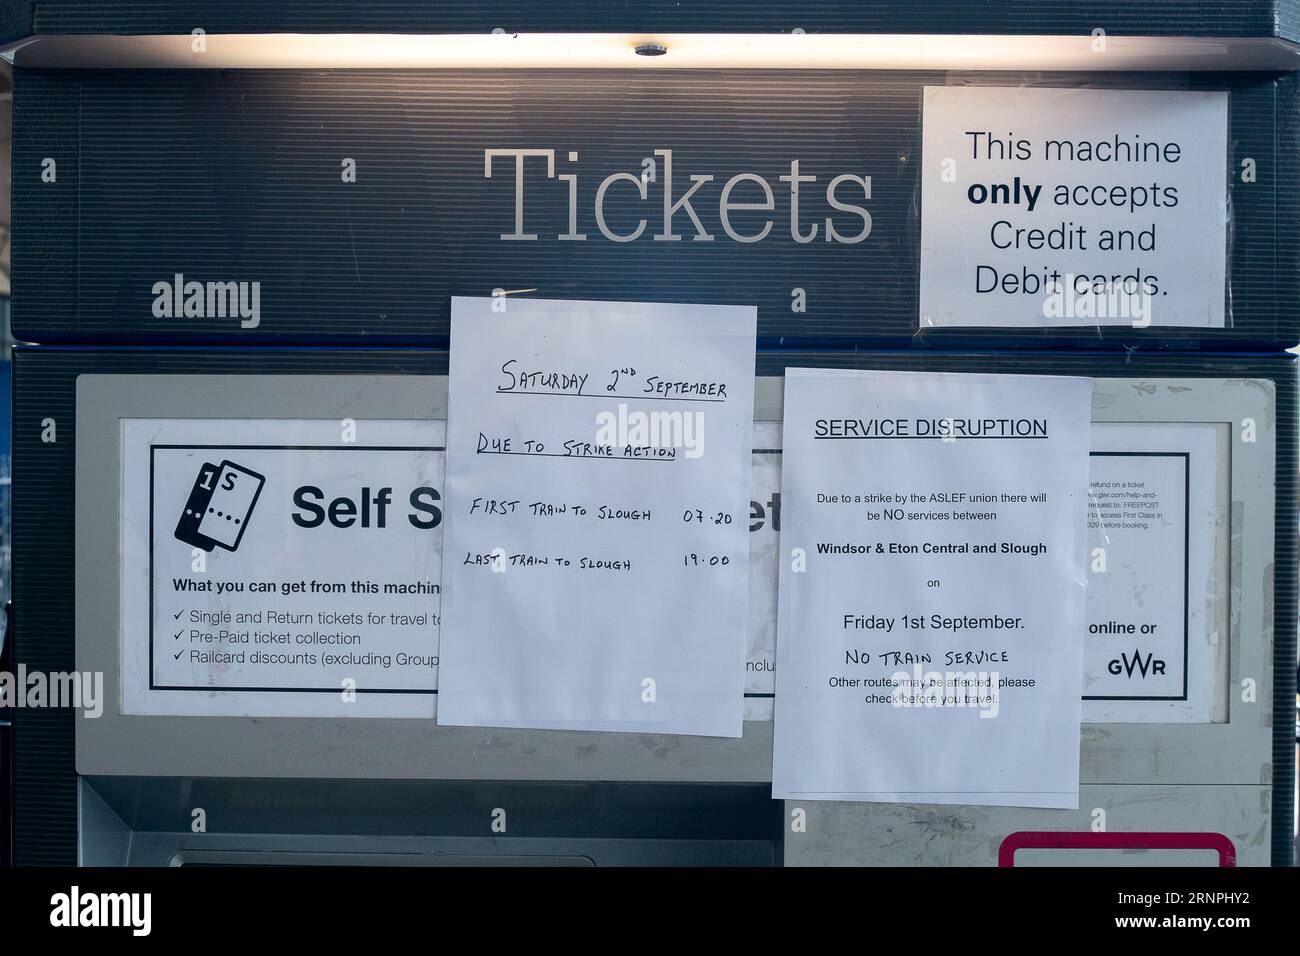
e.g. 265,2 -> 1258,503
9,32 -> 1297,71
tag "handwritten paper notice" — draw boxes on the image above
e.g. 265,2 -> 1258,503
437,297 -> 757,736
772,369 -> 1092,807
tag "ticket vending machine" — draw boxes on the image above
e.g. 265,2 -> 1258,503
3,3 -> 1297,866
7,352 -> 1288,866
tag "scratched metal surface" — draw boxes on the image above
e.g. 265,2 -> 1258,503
77,777 -> 782,866
784,785 -> 1271,866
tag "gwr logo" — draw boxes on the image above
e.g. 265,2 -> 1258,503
1107,651 -> 1167,679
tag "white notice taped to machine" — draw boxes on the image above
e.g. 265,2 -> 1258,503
772,369 -> 1092,807
120,418 -> 443,717
438,297 -> 757,736
919,86 -> 1228,329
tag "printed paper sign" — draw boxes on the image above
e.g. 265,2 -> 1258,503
438,297 -> 757,736
920,86 -> 1228,329
771,369 -> 1092,807
120,418 -> 443,717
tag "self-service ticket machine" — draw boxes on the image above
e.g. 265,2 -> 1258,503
4,2 -> 1297,867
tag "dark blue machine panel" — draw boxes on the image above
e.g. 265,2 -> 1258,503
12,69 -> 1299,349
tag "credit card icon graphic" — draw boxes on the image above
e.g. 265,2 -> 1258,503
174,459 -> 265,552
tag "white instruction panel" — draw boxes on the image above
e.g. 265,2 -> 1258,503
437,297 -> 757,737
747,421 -> 1225,724
1082,422 -> 1223,722
120,418 -> 443,717
920,86 -> 1228,329
771,369 -> 1093,808
118,415 -> 1222,726
744,422 -> 783,720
